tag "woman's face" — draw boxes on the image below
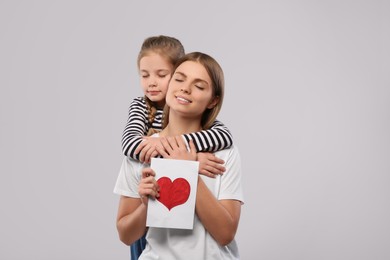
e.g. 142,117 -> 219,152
139,52 -> 173,107
166,61 -> 218,118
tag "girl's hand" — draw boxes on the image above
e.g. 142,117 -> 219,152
197,152 -> 226,178
138,168 -> 160,205
135,137 -> 164,163
156,137 -> 197,161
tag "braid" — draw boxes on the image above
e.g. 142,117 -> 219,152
145,96 -> 159,136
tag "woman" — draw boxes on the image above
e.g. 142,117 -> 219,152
114,52 -> 244,259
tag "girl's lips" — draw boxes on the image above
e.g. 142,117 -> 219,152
148,91 -> 160,96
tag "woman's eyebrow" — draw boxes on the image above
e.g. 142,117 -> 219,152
175,71 -> 209,85
194,78 -> 209,85
174,71 -> 187,78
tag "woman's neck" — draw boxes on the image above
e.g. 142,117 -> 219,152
160,115 -> 202,137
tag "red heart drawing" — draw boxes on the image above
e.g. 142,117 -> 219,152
157,177 -> 191,211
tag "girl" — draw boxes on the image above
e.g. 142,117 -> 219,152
122,36 -> 235,259
121,35 -> 234,176
115,52 -> 244,259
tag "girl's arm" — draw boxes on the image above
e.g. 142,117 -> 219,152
132,119 -> 233,165
182,120 -> 233,152
121,97 -> 149,160
182,120 -> 233,177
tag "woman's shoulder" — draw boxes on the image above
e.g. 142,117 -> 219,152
120,156 -> 149,178
214,145 -> 241,161
114,157 -> 146,197
125,155 -> 148,167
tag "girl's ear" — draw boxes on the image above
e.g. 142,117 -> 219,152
207,96 -> 220,109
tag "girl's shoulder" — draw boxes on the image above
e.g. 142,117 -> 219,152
130,96 -> 147,105
129,96 -> 147,109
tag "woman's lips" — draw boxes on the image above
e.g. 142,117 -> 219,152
176,96 -> 191,103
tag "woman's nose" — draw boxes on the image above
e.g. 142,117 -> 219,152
180,83 -> 190,93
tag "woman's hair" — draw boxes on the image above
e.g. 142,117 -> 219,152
163,52 -> 224,130
137,35 -> 185,136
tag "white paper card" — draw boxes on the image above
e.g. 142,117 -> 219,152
147,158 -> 199,229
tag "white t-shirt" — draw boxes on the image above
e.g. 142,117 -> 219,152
114,145 -> 244,260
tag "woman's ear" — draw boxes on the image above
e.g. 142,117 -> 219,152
207,96 -> 220,109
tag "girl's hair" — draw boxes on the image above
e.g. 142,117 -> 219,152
137,35 -> 185,69
137,35 -> 185,136
163,52 -> 224,130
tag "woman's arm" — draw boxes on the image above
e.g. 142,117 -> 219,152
116,167 -> 160,245
121,97 -> 149,160
195,179 -> 241,246
116,196 -> 147,245
157,137 -> 242,246
196,147 -> 243,246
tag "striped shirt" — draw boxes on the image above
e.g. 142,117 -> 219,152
121,96 -> 233,160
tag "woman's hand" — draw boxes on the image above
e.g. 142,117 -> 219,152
138,168 -> 160,205
135,136 -> 163,163
197,152 -> 225,178
156,136 -> 197,161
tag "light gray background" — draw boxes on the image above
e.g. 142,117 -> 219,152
1,1 -> 389,259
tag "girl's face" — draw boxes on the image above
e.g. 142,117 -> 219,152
166,61 -> 218,118
139,52 -> 173,107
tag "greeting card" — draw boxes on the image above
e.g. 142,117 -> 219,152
146,158 -> 199,229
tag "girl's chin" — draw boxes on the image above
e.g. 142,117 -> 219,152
147,96 -> 164,103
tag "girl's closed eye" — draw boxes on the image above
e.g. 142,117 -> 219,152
158,71 -> 170,78
195,85 -> 204,90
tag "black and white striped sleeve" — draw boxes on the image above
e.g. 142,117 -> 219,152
121,97 -> 148,160
182,120 -> 233,152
